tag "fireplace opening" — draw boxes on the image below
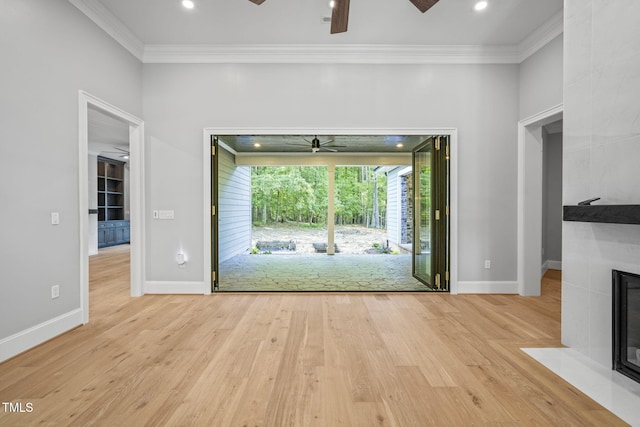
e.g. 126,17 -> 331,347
613,269 -> 640,383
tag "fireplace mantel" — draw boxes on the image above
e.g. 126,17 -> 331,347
563,205 -> 640,225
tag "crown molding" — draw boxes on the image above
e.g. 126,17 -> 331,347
70,0 -> 563,65
517,10 -> 564,63
69,0 -> 144,60
143,44 -> 520,64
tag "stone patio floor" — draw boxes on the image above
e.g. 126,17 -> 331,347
218,253 -> 428,291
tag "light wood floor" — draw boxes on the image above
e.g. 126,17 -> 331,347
0,246 -> 626,426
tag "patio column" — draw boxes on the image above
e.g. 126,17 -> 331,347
327,165 -> 335,255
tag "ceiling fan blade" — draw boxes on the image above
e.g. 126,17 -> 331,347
321,148 -> 339,152
318,139 -> 335,145
408,0 -> 438,13
330,0 -> 350,34
248,0 -> 266,4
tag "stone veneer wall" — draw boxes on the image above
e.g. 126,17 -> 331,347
562,0 -> 640,366
400,174 -> 413,244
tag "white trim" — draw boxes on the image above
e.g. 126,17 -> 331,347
203,130 -> 212,295
517,10 -> 564,63
517,104 -> 563,296
68,0 -> 144,60
144,44 -> 519,65
204,127 -> 458,294
542,260 -> 563,274
67,0 -> 562,65
457,281 -> 518,294
79,91 -> 146,325
0,309 -> 83,363
145,281 -> 207,294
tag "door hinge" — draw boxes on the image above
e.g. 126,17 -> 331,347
212,271 -> 216,281
445,271 -> 449,282
446,205 -> 449,216
212,205 -> 216,216
435,209 -> 440,220
435,138 -> 441,151
446,145 -> 450,160
211,146 -> 216,156
435,273 -> 441,289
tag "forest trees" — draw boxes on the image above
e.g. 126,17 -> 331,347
251,166 -> 387,228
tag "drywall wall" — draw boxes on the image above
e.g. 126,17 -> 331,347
519,34 -> 564,120
542,129 -> 563,266
142,62 -> 520,286
562,0 -> 640,366
0,0 -> 142,347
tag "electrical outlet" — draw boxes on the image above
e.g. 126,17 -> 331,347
51,212 -> 60,225
51,285 -> 60,299
484,260 -> 491,269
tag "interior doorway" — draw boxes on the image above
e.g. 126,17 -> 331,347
517,104 -> 563,296
78,92 -> 145,323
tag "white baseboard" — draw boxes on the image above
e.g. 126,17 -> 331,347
547,260 -> 562,270
541,260 -> 562,276
144,281 -> 206,294
0,309 -> 83,363
457,281 -> 518,294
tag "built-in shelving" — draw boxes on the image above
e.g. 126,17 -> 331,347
97,157 -> 129,248
563,205 -> 640,225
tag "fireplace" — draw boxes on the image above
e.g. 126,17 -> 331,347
612,270 -> 640,383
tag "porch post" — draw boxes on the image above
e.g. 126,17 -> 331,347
327,165 -> 335,255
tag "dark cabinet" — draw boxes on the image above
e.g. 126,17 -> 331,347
98,220 -> 130,248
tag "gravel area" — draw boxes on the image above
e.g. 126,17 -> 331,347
251,223 -> 400,254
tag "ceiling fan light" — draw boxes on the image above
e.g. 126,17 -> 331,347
182,0 -> 194,9
474,1 -> 488,11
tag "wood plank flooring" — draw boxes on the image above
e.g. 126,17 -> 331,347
0,247 -> 626,426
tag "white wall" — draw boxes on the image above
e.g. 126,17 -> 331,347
143,63 -> 520,286
519,34 -> 564,121
218,147 -> 252,263
542,130 -> 563,267
88,154 -> 99,255
562,0 -> 640,366
0,0 -> 142,355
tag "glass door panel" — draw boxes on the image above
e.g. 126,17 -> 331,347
413,140 -> 433,287
413,136 -> 450,291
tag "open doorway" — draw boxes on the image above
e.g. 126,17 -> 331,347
517,104 -> 563,296
78,92 -> 144,323
209,133 -> 455,292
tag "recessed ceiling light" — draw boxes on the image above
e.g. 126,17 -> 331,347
396,143 -> 404,148
474,1 -> 488,11
182,0 -> 194,9
254,143 -> 261,148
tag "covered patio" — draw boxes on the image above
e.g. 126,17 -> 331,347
218,253 -> 426,292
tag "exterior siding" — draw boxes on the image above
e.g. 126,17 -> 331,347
218,147 -> 252,263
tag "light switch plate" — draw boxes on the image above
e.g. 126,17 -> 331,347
51,212 -> 60,225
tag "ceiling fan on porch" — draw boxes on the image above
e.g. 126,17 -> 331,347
289,136 -> 346,153
248,0 -> 440,34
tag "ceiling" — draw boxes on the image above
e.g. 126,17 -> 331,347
219,135 -> 430,153
77,0 -> 563,49
88,106 -> 130,161
79,0 -> 564,155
